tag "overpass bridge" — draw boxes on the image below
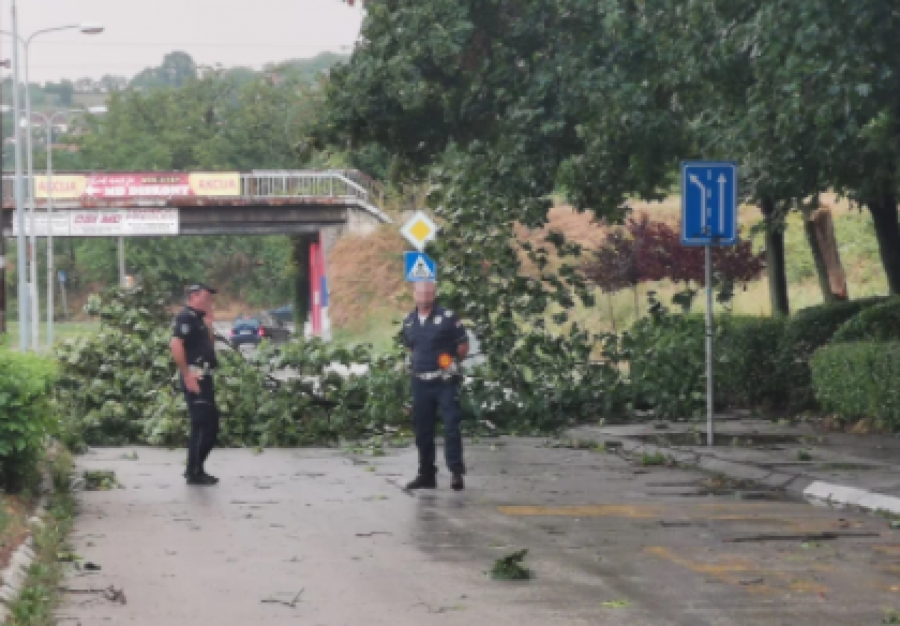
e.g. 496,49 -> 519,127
0,169 -> 392,339
1,169 -> 391,237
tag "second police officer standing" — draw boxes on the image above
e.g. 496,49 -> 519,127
169,283 -> 221,486
402,281 -> 470,491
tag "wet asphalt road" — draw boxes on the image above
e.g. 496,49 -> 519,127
59,439 -> 900,625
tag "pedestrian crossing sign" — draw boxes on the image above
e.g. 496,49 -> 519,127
404,251 -> 437,282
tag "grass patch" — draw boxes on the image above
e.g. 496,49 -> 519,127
641,451 -> 668,466
1,322 -> 100,353
6,448 -> 75,626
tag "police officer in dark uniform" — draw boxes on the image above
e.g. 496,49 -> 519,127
401,281 -> 469,491
170,283 -> 221,486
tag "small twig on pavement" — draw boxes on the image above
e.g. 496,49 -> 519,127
262,589 -> 305,608
356,531 -> 392,537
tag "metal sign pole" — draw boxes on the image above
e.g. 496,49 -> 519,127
705,245 -> 714,447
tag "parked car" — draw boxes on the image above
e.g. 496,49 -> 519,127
230,314 -> 292,348
257,312 -> 292,344
230,316 -> 263,348
267,304 -> 293,324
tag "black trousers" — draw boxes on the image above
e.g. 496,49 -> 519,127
183,375 -> 220,476
412,378 -> 465,476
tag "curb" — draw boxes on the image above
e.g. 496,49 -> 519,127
606,436 -> 900,513
0,473 -> 52,622
803,481 -> 900,516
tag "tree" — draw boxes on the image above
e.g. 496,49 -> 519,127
130,51 -> 199,90
321,0 -> 695,426
584,214 -> 765,316
702,0 -> 900,295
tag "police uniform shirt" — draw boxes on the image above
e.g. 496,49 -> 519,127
172,306 -> 218,370
401,305 -> 468,373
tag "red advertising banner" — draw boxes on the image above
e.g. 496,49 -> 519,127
82,172 -> 240,198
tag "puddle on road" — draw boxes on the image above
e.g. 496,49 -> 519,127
633,432 -> 804,448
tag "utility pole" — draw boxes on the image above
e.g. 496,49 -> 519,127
11,0 -> 28,350
0,74 -> 5,336
0,57 -> 7,336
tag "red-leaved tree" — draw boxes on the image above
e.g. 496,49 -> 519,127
583,213 -> 766,317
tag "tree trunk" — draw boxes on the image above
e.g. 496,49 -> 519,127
607,290 -> 616,333
760,197 -> 790,316
800,202 -> 837,304
290,234 -> 314,330
867,193 -> 900,295
809,208 -> 848,300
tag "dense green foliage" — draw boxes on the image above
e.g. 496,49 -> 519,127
0,351 -> 56,491
832,298 -> 900,343
616,312 -> 787,419
779,298 -> 885,408
54,281 -> 410,449
621,313 -> 706,420
811,342 -> 900,428
316,0 -> 900,429
716,317 -> 788,408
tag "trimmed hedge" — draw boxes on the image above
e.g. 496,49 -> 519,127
779,297 -> 886,409
832,297 -> 900,343
623,314 -> 706,419
717,316 -> 788,408
623,314 -> 788,417
811,342 -> 900,428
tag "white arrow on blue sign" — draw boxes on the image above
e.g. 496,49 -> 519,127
404,251 -> 436,282
681,161 -> 738,247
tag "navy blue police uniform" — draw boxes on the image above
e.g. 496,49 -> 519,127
172,305 -> 220,479
401,304 -> 469,477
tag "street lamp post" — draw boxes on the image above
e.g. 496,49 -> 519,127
8,2 -> 27,351
30,110 -> 73,347
3,22 -> 103,350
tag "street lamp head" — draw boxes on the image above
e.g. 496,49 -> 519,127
79,23 -> 104,35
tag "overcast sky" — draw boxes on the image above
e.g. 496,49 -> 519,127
0,0 -> 365,83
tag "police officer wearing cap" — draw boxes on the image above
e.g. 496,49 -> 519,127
401,280 -> 469,491
170,283 -> 221,486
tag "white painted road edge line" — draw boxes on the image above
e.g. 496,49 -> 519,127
803,480 -> 900,515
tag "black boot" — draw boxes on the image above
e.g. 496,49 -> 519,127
451,473 -> 464,491
186,470 -> 217,486
406,474 -> 437,490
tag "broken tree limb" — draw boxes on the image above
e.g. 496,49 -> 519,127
724,532 -> 879,543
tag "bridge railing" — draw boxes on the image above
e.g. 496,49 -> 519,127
0,169 -> 385,208
242,171 -> 382,207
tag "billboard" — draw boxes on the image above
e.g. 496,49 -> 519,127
14,209 -> 179,237
35,175 -> 88,199
26,172 -> 241,200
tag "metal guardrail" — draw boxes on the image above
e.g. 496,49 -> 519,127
0,170 -> 385,208
243,170 -> 382,207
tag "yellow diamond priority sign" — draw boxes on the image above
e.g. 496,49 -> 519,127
400,211 -> 438,252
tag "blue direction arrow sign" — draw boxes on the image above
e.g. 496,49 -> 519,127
404,251 -> 437,282
681,161 -> 738,247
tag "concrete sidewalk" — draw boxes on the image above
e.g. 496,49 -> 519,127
569,416 -> 900,514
